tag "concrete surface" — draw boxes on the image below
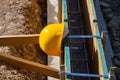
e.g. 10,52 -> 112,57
47,0 -> 60,80
48,0 -> 59,24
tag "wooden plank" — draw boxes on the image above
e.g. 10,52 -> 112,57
0,34 -> 39,46
88,0 -> 109,80
0,52 -> 59,78
64,38 -> 71,80
95,0 -> 113,69
63,0 -> 71,79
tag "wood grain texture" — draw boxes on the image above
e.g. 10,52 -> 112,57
0,34 -> 39,46
0,53 -> 59,78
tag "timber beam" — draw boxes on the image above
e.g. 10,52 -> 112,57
0,53 -> 59,78
0,34 -> 39,46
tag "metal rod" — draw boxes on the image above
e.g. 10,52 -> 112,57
65,72 -> 109,78
68,35 -> 101,39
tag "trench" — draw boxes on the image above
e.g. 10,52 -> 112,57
64,0 -> 102,80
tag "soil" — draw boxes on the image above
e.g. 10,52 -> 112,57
0,0 -> 47,80
100,0 -> 120,79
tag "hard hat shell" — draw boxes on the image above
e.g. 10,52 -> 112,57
39,23 -> 64,56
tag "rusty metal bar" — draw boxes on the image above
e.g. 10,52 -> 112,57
0,34 -> 39,46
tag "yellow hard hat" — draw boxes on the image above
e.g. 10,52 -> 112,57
39,23 -> 64,56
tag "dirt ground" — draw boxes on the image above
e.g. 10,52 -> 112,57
0,0 -> 47,80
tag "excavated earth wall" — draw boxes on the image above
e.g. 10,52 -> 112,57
0,0 -> 47,80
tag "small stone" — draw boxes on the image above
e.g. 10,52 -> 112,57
115,68 -> 120,75
109,17 -> 120,27
113,57 -> 120,67
100,1 -> 109,8
112,41 -> 120,48
112,31 -> 117,37
115,53 -> 120,59
17,15 -> 24,20
114,48 -> 120,54
104,8 -> 112,13
28,2 -> 32,6
107,13 -> 114,19
17,10 -> 22,14
115,37 -> 120,40
16,1 -> 20,4
11,70 -> 17,75
0,65 -> 7,72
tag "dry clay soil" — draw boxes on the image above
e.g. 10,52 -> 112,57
0,0 -> 47,80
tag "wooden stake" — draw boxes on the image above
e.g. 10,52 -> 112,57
101,31 -> 108,50
60,65 -> 65,80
